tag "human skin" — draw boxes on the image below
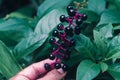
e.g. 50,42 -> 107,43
10,59 -> 67,80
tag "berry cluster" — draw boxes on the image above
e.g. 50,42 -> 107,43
44,5 -> 87,71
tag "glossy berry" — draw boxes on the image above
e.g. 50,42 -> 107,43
65,27 -> 73,36
57,23 -> 64,30
76,18 -> 83,25
54,63 -> 61,69
74,26 -> 81,34
69,39 -> 75,47
67,5 -> 74,12
62,65 -> 68,71
60,15 -> 66,22
49,38 -> 56,44
50,47 -> 57,52
52,30 -> 59,37
49,54 -> 55,60
67,9 -> 76,16
44,63 -> 50,71
82,14 -> 87,20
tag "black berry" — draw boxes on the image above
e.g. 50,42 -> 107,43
49,38 -> 56,44
57,23 -> 64,30
50,47 -> 57,52
65,27 -> 73,36
52,30 -> 59,37
67,9 -> 76,16
82,14 -> 87,20
60,15 -> 66,22
54,63 -> 61,69
76,18 -> 83,25
74,26 -> 81,34
67,5 -> 74,12
44,63 -> 51,71
49,54 -> 55,60
62,64 -> 68,71
69,39 -> 75,47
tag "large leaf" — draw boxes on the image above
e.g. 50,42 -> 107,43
108,63 -> 120,80
14,33 -> 48,60
0,18 -> 33,46
37,0 -> 72,18
97,10 -> 120,26
75,34 -> 96,61
76,60 -> 100,80
0,40 -> 22,79
108,34 -> 120,49
87,0 -> 106,15
93,30 -> 108,56
35,8 -> 66,34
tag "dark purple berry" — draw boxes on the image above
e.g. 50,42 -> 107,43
44,63 -> 51,71
68,9 -> 76,16
50,47 -> 57,52
57,23 -> 64,30
82,14 -> 87,20
52,30 -> 59,37
60,15 -> 66,22
62,65 -> 68,71
65,27 -> 73,36
69,39 -> 75,47
76,18 -> 83,25
49,38 -> 56,44
49,54 -> 55,60
74,26 -> 81,34
54,63 -> 61,69
67,5 -> 74,12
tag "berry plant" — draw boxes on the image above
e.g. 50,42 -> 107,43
44,5 -> 87,71
0,0 -> 120,80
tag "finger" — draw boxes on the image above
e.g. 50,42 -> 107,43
10,59 -> 56,80
37,69 -> 67,80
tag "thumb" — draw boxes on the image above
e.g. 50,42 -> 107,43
38,69 -> 67,80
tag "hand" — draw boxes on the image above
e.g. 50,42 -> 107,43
10,59 -> 67,80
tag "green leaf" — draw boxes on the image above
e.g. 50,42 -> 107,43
0,40 -> 22,79
0,18 -> 33,46
76,60 -> 100,80
108,63 -> 120,80
75,34 -> 95,61
99,24 -> 113,39
97,10 -> 120,26
93,30 -> 108,56
35,8 -> 66,34
14,33 -> 48,60
37,0 -> 72,18
99,62 -> 108,73
108,34 -> 120,49
87,0 -> 106,15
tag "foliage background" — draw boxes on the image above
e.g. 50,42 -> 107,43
0,0 -> 120,80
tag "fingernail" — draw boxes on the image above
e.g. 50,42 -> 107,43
57,68 -> 65,74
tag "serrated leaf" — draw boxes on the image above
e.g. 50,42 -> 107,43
97,10 -> 120,26
76,60 -> 100,80
35,8 -> 66,34
108,63 -> 120,80
14,33 -> 48,60
87,0 -> 106,15
37,0 -> 72,18
0,18 -> 33,46
75,34 -> 95,60
0,40 -> 22,79
99,62 -> 108,73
